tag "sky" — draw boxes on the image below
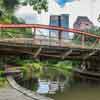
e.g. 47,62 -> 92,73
56,0 -> 74,6
15,0 -> 100,26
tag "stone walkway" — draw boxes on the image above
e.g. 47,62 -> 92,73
6,76 -> 53,100
0,87 -> 35,100
0,76 -> 54,100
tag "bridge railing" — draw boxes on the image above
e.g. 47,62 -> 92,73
0,24 -> 100,49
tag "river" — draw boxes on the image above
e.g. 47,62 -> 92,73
49,83 -> 100,100
17,74 -> 100,100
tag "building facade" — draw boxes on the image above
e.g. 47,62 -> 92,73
15,0 -> 100,40
73,16 -> 94,31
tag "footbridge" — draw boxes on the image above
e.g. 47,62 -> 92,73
1,24 -> 100,98
0,24 -> 100,61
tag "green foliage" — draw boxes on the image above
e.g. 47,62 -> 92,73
86,26 -> 100,43
0,0 -> 19,20
0,77 -> 7,87
97,14 -> 100,23
73,26 -> 100,47
0,70 -> 8,87
2,0 -> 19,11
0,0 -> 48,38
0,70 -> 5,77
20,60 -> 43,80
55,61 -> 72,74
21,0 -> 48,13
0,15 -> 32,38
19,59 -> 73,81
0,11 -> 33,38
72,61 -> 81,68
87,26 -> 100,36
0,28 -> 32,38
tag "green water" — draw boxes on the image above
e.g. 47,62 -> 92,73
17,75 -> 100,100
50,84 -> 100,100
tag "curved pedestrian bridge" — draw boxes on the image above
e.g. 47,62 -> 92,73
0,24 -> 100,61
0,24 -> 100,100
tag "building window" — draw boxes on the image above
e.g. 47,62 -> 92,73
50,14 -> 69,40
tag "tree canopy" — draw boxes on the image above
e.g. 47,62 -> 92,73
0,0 -> 48,15
0,0 -> 48,37
21,0 -> 48,13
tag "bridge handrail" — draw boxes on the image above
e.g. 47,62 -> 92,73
0,24 -> 100,39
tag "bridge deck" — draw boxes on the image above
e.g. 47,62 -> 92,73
0,38 -> 100,61
0,38 -> 84,48
0,24 -> 100,61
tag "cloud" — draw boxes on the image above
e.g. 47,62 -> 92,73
15,5 -> 38,24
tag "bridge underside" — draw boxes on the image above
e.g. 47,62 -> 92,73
0,38 -> 100,61
0,24 -> 100,80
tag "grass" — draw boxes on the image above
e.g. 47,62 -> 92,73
0,70 -> 9,88
0,77 -> 8,88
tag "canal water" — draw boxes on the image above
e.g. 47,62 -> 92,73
17,77 -> 100,100
49,82 -> 100,100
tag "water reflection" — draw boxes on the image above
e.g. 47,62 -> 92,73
49,82 -> 100,100
36,79 -> 66,94
17,76 -> 100,100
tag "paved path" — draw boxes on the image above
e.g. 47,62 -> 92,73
6,76 -> 53,100
0,86 -> 35,100
0,76 -> 53,100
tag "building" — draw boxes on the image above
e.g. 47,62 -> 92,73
15,0 -> 100,40
50,14 -> 69,39
73,16 -> 94,30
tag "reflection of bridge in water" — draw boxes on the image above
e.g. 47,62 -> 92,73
0,24 -> 100,78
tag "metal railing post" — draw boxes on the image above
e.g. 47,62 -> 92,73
0,27 -> 2,38
82,34 -> 85,48
33,28 -> 36,39
59,30 -> 62,47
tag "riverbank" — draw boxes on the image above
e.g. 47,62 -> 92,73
0,76 -> 53,100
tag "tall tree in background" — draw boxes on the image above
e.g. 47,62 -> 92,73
21,0 -> 48,13
0,0 -> 20,23
97,14 -> 100,23
0,0 -> 48,23
0,0 -> 48,37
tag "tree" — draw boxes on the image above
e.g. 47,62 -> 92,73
0,0 -> 48,23
87,26 -> 100,36
0,0 -> 48,37
21,0 -> 48,13
0,0 -> 20,23
2,0 -> 19,12
0,0 -> 19,17
13,59 -> 73,81
97,14 -> 100,22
